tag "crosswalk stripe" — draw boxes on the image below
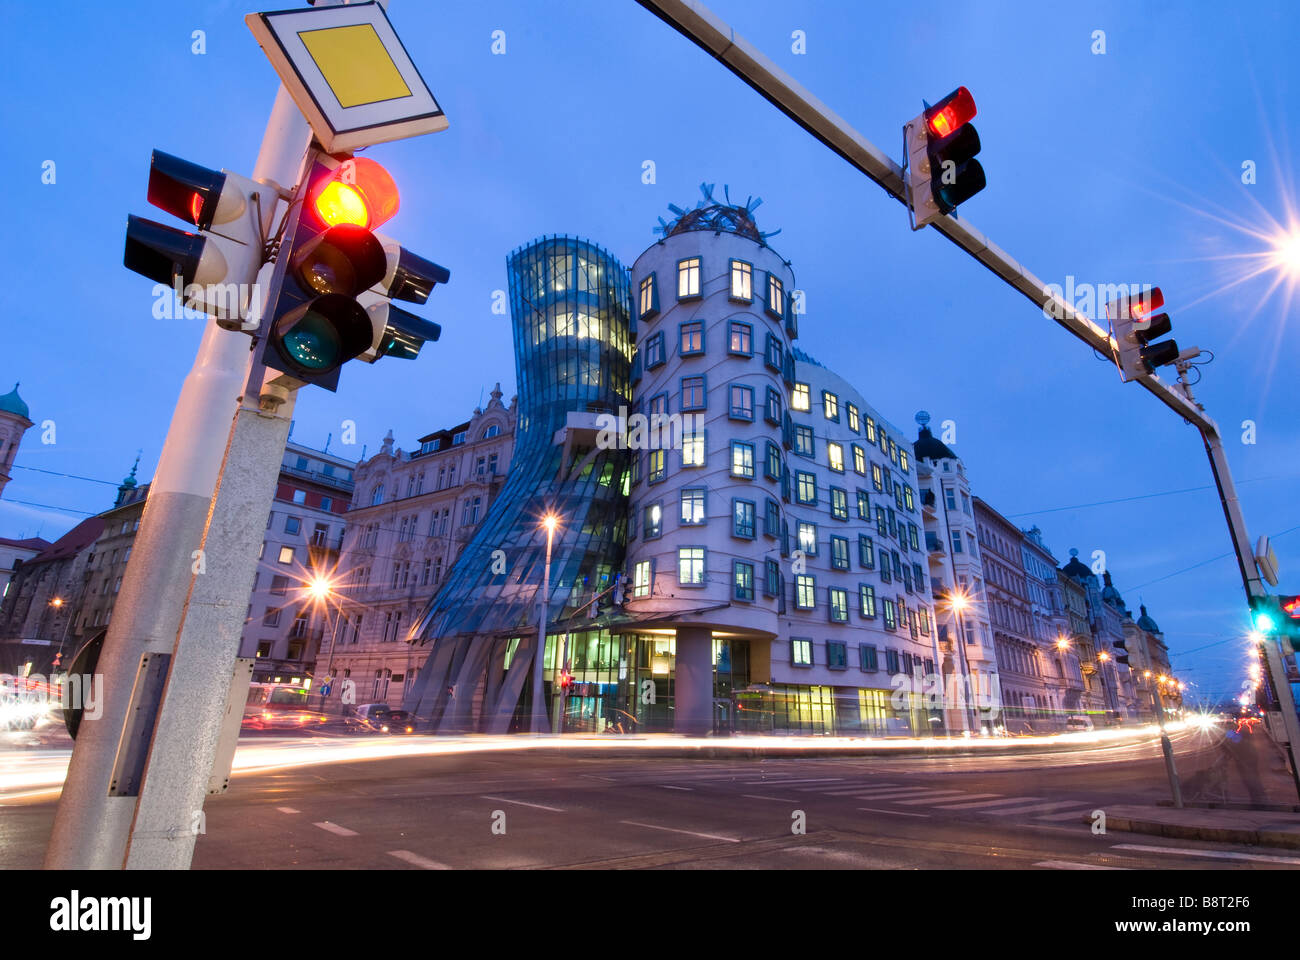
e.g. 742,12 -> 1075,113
858,806 -> 931,818
835,787 -> 962,799
1034,860 -> 1126,870
984,800 -> 1095,816
743,777 -> 845,786
1034,807 -> 1098,822
932,796 -> 1042,810
807,784 -> 904,795
894,792 -> 999,806
388,850 -> 452,870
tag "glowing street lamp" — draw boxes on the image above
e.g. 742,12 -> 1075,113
534,511 -> 562,734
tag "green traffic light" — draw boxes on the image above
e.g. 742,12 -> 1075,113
1254,611 -> 1277,633
280,312 -> 342,371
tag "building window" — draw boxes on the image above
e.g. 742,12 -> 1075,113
731,441 -> 755,479
681,376 -> 706,411
648,448 -> 666,483
679,321 -> 704,356
794,425 -> 815,458
730,259 -> 753,301
846,403 -> 860,433
633,559 -> 654,599
645,331 -> 666,368
678,546 -> 706,586
852,445 -> 866,475
822,391 -> 839,422
764,387 -> 782,424
681,428 -> 705,467
830,535 -> 850,570
856,489 -> 870,521
883,599 -> 897,631
639,273 -> 659,319
830,487 -> 848,520
262,607 -> 280,627
292,489 -> 307,505
727,320 -> 754,355
859,534 -> 876,569
320,496 -> 333,512
270,575 -> 289,596
277,546 -> 294,565
797,521 -> 818,556
733,560 -> 755,601
764,498 -> 781,537
865,416 -> 877,444
644,502 -> 663,539
680,487 -> 707,525
872,463 -> 883,492
767,273 -> 785,319
729,384 -> 755,420
900,448 -> 910,472
764,558 -> 781,596
859,584 -> 877,619
791,382 -> 811,412
829,590 -> 849,624
677,257 -> 701,299
860,643 -> 878,670
795,575 -> 816,610
951,529 -> 964,553
791,637 -> 813,666
733,498 -> 756,539
285,516 -> 301,535
795,470 -> 817,505
371,484 -> 385,506
827,442 -> 844,473
764,441 -> 782,481
453,431 -> 467,445
904,485 -> 915,512
764,333 -> 783,371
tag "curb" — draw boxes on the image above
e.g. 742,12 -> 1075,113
1104,813 -> 1300,851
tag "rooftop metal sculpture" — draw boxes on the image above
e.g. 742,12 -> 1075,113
654,183 -> 781,245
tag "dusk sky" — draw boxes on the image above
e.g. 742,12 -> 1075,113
3,0 -> 1297,701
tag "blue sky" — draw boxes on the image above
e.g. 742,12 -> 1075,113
3,0 -> 1298,700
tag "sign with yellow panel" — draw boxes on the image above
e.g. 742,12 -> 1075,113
247,1 -> 446,154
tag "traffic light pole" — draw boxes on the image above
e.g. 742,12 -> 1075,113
45,85 -> 312,870
636,0 -> 1300,798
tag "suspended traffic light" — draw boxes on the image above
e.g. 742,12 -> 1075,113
255,153 -> 449,391
1107,286 -> 1182,381
904,86 -> 987,230
123,150 -> 273,329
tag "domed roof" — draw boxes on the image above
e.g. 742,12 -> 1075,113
0,383 -> 29,419
1061,547 -> 1092,581
1137,604 -> 1160,633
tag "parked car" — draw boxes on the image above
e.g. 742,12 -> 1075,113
350,703 -> 417,734
1064,715 -> 1094,731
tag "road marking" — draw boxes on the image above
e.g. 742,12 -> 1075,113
741,794 -> 802,803
932,796 -> 1042,810
808,784 -> 909,795
1034,860 -> 1126,870
580,774 -> 617,782
985,800 -> 1096,816
834,787 -> 963,799
313,821 -> 358,837
276,806 -> 300,814
744,777 -> 845,786
1034,807 -> 1098,822
481,795 -> 564,812
388,850 -> 452,870
858,806 -> 931,818
894,792 -> 999,806
1111,843 -> 1300,866
658,784 -> 693,791
620,820 -> 740,843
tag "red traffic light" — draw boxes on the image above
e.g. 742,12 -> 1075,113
1130,286 -> 1164,320
1282,596 -> 1300,618
311,157 -> 399,230
926,86 -> 977,139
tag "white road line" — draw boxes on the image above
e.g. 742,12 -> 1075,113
1034,807 -> 1098,822
741,794 -> 803,803
313,821 -> 358,837
933,796 -> 1042,810
481,795 -> 564,812
1034,860 -> 1126,870
658,785 -> 693,791
857,806 -> 931,818
834,787 -> 963,799
1111,843 -> 1300,866
580,774 -> 617,782
619,820 -> 741,843
985,800 -> 1096,816
388,850 -> 452,870
894,792 -> 998,806
743,777 -> 846,786
805,784 -> 902,795
276,806 -> 300,814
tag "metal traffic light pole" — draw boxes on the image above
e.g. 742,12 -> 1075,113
635,0 -> 1300,798
44,85 -> 312,870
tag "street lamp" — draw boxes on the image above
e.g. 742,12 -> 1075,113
943,589 -> 978,735
532,511 -> 560,735
303,575 -> 343,712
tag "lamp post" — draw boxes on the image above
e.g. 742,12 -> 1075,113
532,512 -> 559,735
305,575 -> 342,713
946,590 -> 978,735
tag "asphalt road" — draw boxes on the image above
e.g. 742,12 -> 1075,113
5,725 -> 1295,870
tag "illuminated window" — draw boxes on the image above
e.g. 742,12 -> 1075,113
830,487 -> 848,521
678,546 -> 706,586
729,384 -> 754,421
846,403 -> 860,433
633,560 -> 653,598
823,391 -> 839,422
648,448 -> 666,484
767,274 -> 785,319
677,257 -> 701,298
860,584 -> 877,619
729,320 -> 753,355
830,535 -> 850,570
639,273 -> 659,319
681,429 -> 705,467
681,487 -> 706,525
883,600 -> 897,632
795,577 -> 816,610
865,416 -> 877,444
731,441 -> 755,479
733,498 -> 756,539
827,442 -> 844,473
733,560 -> 755,601
679,321 -> 704,356
798,521 -> 818,555
277,546 -> 294,564
791,382 -> 811,412
644,502 -> 663,539
872,463 -> 883,492
791,637 -> 813,665
681,376 -> 706,411
829,588 -> 849,622
795,470 -> 817,505
730,260 -> 753,301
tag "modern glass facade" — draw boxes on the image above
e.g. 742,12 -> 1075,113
404,237 -> 633,732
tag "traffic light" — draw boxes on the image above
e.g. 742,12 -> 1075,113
1252,594 -> 1300,650
1107,286 -> 1180,382
255,153 -> 448,391
124,150 -> 273,329
904,86 -> 987,230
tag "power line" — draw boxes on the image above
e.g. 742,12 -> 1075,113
3,498 -> 97,517
1006,475 -> 1290,519
1126,521 -> 1300,591
11,463 -> 123,487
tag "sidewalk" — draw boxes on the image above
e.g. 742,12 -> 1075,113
1097,804 -> 1300,850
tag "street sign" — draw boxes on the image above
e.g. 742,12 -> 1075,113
246,1 -> 446,153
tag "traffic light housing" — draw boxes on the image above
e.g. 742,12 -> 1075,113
1252,594 -> 1300,651
124,150 -> 273,329
1107,286 -> 1180,382
255,153 -> 449,391
904,86 -> 987,230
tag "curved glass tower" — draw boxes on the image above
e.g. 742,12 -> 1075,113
405,236 -> 633,732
